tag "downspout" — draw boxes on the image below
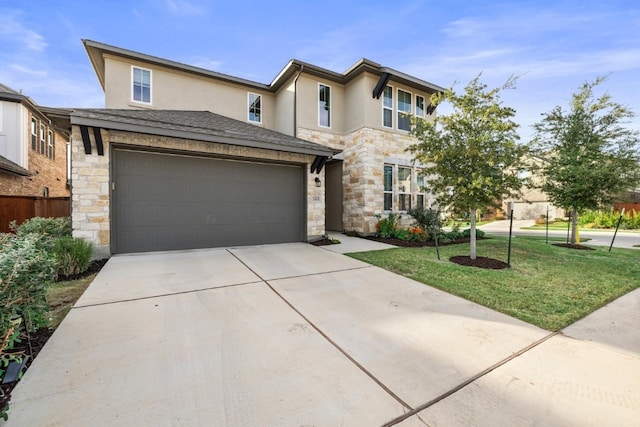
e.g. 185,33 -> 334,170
293,64 -> 304,138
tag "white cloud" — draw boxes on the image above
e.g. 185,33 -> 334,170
0,9 -> 47,52
164,0 -> 204,16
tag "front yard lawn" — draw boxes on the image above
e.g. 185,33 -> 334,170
347,237 -> 640,331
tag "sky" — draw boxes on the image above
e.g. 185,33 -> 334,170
1,0 -> 639,142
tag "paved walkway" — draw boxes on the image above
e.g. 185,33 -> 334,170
4,243 -> 639,426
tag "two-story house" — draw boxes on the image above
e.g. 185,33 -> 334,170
0,83 -> 69,198
70,40 -> 443,256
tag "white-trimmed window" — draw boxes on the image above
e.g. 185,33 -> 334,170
416,95 -> 425,119
132,66 -> 152,104
47,130 -> 54,159
398,89 -> 412,131
382,86 -> 393,128
398,166 -> 412,211
416,169 -> 427,208
248,93 -> 261,123
39,123 -> 46,155
383,164 -> 393,210
319,84 -> 331,127
31,118 -> 37,150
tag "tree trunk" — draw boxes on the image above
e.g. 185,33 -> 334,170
570,207 -> 578,245
470,207 -> 477,260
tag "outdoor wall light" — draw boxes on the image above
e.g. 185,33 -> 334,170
315,176 -> 321,187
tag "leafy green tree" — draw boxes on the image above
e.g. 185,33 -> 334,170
531,76 -> 640,244
409,75 -> 527,259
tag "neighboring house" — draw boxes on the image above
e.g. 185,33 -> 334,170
0,83 -> 69,198
504,155 -> 564,220
71,40 -> 444,256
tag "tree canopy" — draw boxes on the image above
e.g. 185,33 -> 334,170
409,75 -> 528,259
531,76 -> 640,244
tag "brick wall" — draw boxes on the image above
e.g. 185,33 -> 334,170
71,127 -> 324,257
0,125 -> 69,197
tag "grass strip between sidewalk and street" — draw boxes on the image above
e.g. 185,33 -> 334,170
347,236 -> 640,331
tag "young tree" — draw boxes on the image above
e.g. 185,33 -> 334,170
409,75 -> 527,260
532,76 -> 640,244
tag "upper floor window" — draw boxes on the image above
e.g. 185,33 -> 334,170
416,95 -> 425,118
398,90 -> 412,131
31,118 -> 37,150
47,130 -> 54,159
319,84 -> 331,127
248,93 -> 262,123
132,66 -> 152,104
39,123 -> 46,155
383,86 -> 393,128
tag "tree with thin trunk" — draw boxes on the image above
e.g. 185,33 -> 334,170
531,76 -> 640,245
409,75 -> 527,260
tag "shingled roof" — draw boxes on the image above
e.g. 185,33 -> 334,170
70,109 -> 339,157
0,155 -> 31,176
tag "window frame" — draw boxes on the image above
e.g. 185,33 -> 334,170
398,166 -> 412,211
39,123 -> 46,155
318,83 -> 331,128
383,164 -> 394,211
47,130 -> 54,159
397,89 -> 412,132
382,85 -> 393,128
132,66 -> 152,104
31,118 -> 38,150
415,95 -> 425,119
416,169 -> 427,209
248,92 -> 262,124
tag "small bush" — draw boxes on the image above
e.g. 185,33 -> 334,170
577,209 -> 640,230
407,207 -> 443,234
52,237 -> 94,277
11,217 -> 71,239
394,229 -> 410,240
376,213 -> 398,238
0,234 -> 56,345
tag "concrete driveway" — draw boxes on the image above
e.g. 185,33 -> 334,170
5,243 -> 640,426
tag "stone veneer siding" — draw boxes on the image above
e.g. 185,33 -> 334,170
297,126 -> 428,234
71,126 -> 324,258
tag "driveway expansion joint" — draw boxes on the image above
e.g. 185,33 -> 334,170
72,280 -> 264,309
381,331 -> 560,426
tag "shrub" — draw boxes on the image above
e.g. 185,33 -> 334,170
52,237 -> 94,277
11,217 -> 71,239
394,229 -> 410,240
577,209 -> 640,229
407,207 -> 443,234
409,226 -> 428,241
0,234 -> 56,345
375,213 -> 398,238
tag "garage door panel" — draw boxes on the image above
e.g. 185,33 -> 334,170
113,150 -> 304,253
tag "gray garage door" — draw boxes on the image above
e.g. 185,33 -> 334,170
113,149 -> 305,253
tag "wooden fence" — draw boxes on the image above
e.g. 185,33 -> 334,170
614,203 -> 640,216
0,196 -> 70,233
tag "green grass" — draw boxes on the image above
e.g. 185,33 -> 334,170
347,237 -> 640,331
47,274 -> 96,329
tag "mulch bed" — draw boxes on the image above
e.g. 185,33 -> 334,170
363,235 -> 483,247
552,243 -> 596,251
1,259 -> 108,413
310,238 -> 338,246
449,256 -> 509,269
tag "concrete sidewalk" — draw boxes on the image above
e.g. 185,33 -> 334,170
4,243 -> 640,426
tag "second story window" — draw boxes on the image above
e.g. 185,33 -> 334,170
383,86 -> 393,128
47,130 -> 54,159
319,84 -> 331,128
31,118 -> 37,150
248,93 -> 261,123
132,66 -> 152,104
398,89 -> 412,131
39,123 -> 46,155
416,95 -> 425,119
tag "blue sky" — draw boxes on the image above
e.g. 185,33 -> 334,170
1,0 -> 638,142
